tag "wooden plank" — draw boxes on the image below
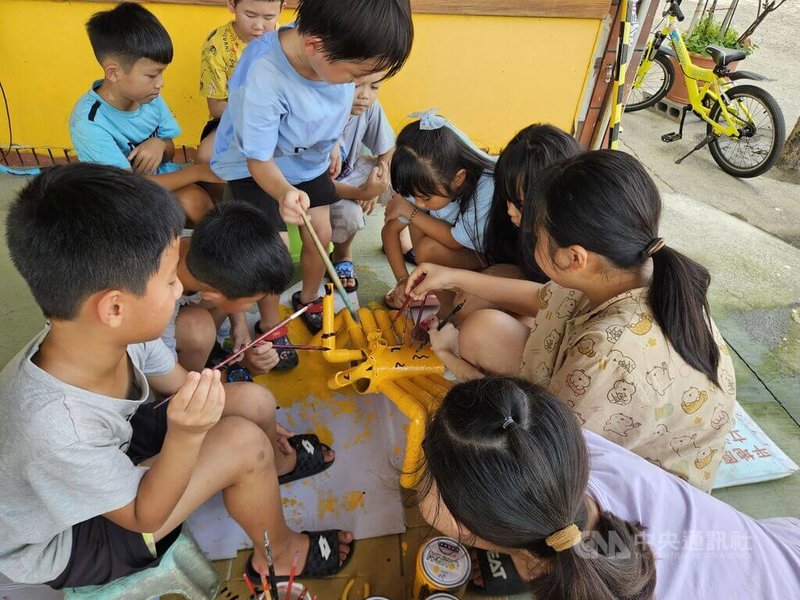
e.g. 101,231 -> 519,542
71,0 -> 612,20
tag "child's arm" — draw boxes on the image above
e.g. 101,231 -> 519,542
406,263 -> 543,317
103,369 -> 224,533
386,195 -> 462,250
333,161 -> 389,203
207,98 -> 228,119
382,216 -> 411,284
147,163 -> 223,192
128,138 -> 174,176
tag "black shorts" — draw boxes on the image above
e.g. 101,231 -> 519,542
200,117 -> 221,142
228,171 -> 339,232
47,401 -> 178,589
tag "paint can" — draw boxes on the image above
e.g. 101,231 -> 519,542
259,582 -> 310,600
412,536 -> 471,599
424,594 -> 461,600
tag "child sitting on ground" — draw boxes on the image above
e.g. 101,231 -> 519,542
0,164 -> 351,588
407,150 -> 736,492
197,0 -> 285,164
419,377 -> 800,598
328,72 -> 395,292
382,110 -> 495,316
163,201 -> 300,375
211,0 -> 414,361
452,123 -> 581,323
69,2 -> 215,225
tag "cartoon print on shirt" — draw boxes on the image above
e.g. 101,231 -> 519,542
627,312 -> 653,336
566,369 -> 591,396
543,330 -> 562,353
603,413 -> 641,437
557,297 -> 578,319
670,434 -> 699,457
607,379 -> 636,405
720,369 -> 736,396
606,325 -> 624,344
711,403 -> 731,431
539,286 -> 552,310
646,362 -> 674,396
694,447 -> 718,470
681,386 -> 709,414
605,349 -> 636,374
534,362 -> 552,382
576,338 -> 596,358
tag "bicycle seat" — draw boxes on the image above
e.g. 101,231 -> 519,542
706,45 -> 747,67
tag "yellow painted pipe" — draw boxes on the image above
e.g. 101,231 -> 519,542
380,380 -> 429,488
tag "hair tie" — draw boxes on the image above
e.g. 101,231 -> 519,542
501,415 -> 515,430
643,237 -> 667,257
545,524 -> 582,552
408,109 -> 498,165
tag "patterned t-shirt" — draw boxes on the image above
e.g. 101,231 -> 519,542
519,282 -> 737,492
200,21 -> 247,103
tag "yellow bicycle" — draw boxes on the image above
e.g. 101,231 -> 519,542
626,0 -> 785,178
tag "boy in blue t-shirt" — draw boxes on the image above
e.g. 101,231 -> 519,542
211,0 -> 414,368
69,3 -> 216,225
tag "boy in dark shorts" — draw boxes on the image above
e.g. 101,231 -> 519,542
0,164 -> 352,588
211,0 -> 414,366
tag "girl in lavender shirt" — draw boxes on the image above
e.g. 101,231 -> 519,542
417,376 -> 800,598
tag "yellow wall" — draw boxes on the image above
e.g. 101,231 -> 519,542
0,1 -> 601,153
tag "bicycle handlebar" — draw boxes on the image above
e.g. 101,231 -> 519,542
667,0 -> 685,21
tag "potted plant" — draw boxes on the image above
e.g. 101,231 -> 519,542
666,14 -> 754,104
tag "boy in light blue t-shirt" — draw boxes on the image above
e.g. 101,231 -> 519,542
211,0 -> 413,369
69,3 -> 217,225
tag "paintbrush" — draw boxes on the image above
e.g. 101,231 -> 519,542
390,272 -> 428,325
263,530 -> 280,600
284,551 -> 299,599
242,573 -> 258,599
152,304 -> 313,409
297,586 -> 307,600
299,211 -> 359,322
437,300 -> 466,330
271,344 -> 330,352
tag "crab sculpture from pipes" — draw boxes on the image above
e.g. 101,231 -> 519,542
313,283 -> 452,488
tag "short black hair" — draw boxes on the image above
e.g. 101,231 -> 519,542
86,2 -> 173,69
186,202 -> 292,299
295,0 -> 413,78
6,164 -> 185,320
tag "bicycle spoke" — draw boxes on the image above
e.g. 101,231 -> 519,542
714,93 -> 776,170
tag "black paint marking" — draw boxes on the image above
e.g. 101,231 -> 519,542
390,347 -> 401,353
413,354 -> 430,360
394,362 -> 406,368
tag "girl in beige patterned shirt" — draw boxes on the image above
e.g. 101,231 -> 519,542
405,150 -> 735,492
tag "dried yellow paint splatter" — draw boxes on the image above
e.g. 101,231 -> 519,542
343,490 -> 366,511
317,492 -> 337,520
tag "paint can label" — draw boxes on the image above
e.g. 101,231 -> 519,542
412,536 -> 471,598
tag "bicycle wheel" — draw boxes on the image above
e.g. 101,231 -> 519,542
707,84 -> 786,178
625,53 -> 674,112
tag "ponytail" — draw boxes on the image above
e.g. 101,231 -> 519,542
419,377 -> 657,600
531,150 -> 721,386
649,246 -> 720,385
533,511 -> 656,600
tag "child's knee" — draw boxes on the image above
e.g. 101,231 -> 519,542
219,417 -> 274,471
175,184 -> 212,223
175,307 -> 216,354
234,381 -> 277,424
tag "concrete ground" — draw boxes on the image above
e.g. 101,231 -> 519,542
622,0 -> 800,248
2,163 -> 800,598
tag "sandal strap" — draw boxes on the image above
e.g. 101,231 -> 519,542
293,292 -> 324,314
333,260 -> 355,279
299,529 -> 348,577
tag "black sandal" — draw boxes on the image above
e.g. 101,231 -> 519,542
278,434 -> 335,485
468,549 -> 529,596
291,292 -> 324,334
246,530 -> 354,583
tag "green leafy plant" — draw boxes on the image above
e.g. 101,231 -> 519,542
684,15 -> 756,56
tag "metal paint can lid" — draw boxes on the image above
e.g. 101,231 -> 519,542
425,594 -> 461,599
419,536 -> 471,589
